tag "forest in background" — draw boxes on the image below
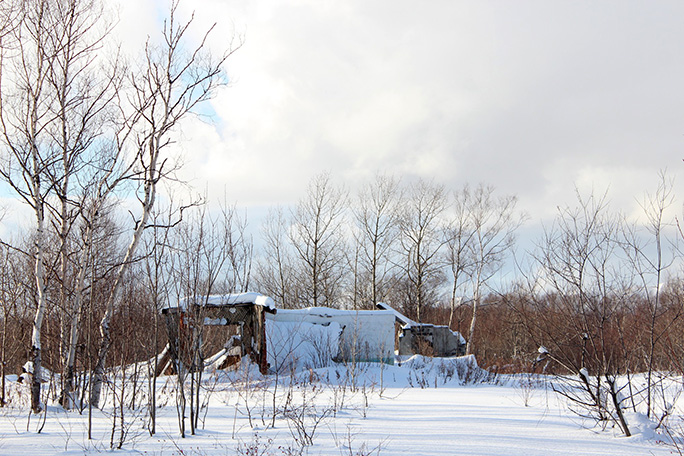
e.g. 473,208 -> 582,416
2,169 -> 683,402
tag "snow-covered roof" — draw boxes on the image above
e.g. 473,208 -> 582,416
376,302 -> 417,328
276,306 -> 394,318
169,292 -> 276,311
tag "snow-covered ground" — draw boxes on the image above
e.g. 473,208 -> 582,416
0,356 -> 678,456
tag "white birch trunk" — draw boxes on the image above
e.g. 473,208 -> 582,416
90,142 -> 159,407
30,185 -> 47,413
60,222 -> 94,409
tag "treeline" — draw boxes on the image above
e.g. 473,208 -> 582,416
2,171 -> 682,375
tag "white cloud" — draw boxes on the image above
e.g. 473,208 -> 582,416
109,0 -> 684,228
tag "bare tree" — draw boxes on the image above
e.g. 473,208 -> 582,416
462,184 -> 523,356
289,173 -> 348,308
223,204 -> 253,293
0,0 -> 82,413
256,206 -> 298,308
90,0 -> 240,407
140,201 -> 179,435
31,0 -> 124,410
396,179 -> 448,323
161,197 -> 253,437
352,174 -> 401,309
444,188 -> 474,330
175,205 -> 227,436
520,190 -> 632,436
621,171 -> 679,418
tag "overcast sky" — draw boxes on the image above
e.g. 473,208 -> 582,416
114,0 -> 684,229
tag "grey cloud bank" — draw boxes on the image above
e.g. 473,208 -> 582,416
116,0 -> 684,224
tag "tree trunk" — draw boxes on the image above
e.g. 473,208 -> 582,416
30,190 -> 48,414
90,214 -> 149,407
466,276 -> 481,356
60,246 -> 90,408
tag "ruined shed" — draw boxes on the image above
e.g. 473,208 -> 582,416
159,294 -> 400,376
160,293 -> 277,375
377,302 -> 466,358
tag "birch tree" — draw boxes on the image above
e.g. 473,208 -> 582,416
396,179 -> 448,323
256,206 -> 299,308
462,184 -> 522,355
0,0 -> 74,413
352,174 -> 401,308
38,0 -> 122,409
289,173 -> 348,308
444,188 -> 474,330
89,0 -> 239,407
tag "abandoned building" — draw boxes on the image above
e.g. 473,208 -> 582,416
377,303 -> 467,358
158,293 -> 466,376
159,293 -> 277,375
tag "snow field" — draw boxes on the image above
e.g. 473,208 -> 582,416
0,357 -> 677,456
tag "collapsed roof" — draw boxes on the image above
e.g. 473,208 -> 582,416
167,292 -> 277,312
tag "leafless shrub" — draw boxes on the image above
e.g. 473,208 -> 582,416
283,381 -> 334,448
303,330 -> 336,370
332,424 -> 386,456
236,432 -> 275,456
514,371 -> 546,407
232,361 -> 268,429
